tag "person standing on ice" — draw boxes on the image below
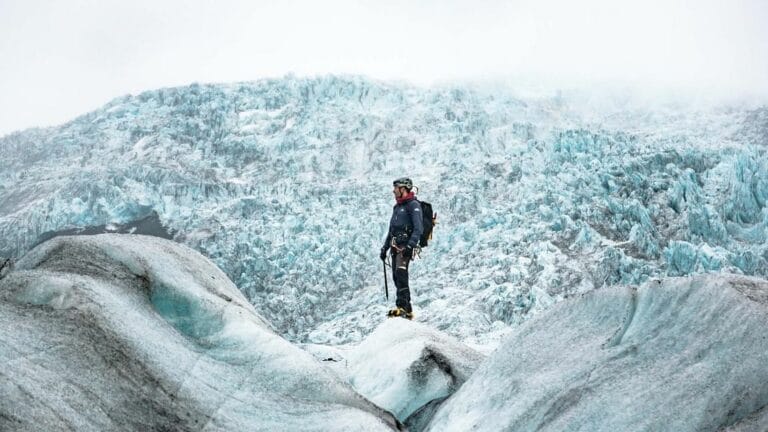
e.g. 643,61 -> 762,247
380,177 -> 423,319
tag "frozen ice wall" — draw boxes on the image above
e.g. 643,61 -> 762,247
0,76 -> 766,346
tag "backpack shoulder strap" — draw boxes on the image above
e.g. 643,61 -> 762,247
405,199 -> 421,216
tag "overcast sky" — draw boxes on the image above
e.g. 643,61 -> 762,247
1,0 -> 767,136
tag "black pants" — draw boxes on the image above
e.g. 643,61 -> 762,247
390,250 -> 412,313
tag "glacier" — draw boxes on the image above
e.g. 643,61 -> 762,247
0,75 -> 767,349
2,234 -> 767,431
0,234 -> 401,431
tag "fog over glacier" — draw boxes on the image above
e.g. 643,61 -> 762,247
2,76 -> 766,348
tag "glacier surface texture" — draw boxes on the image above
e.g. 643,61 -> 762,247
3,234 -> 766,431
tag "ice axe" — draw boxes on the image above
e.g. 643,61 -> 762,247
383,259 -> 389,300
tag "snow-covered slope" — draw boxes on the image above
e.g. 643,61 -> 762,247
0,234 -> 400,431
424,274 -> 768,432
303,318 -> 485,424
1,76 -> 766,347
344,319 -> 484,421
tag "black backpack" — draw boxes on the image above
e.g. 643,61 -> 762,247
416,200 -> 436,247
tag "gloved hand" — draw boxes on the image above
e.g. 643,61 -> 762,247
380,246 -> 388,261
402,246 -> 414,259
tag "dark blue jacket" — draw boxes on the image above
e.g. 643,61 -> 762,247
383,197 -> 424,249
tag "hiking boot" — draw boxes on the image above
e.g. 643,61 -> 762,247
387,308 -> 414,320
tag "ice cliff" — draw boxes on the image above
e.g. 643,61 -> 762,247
0,76 -> 766,347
